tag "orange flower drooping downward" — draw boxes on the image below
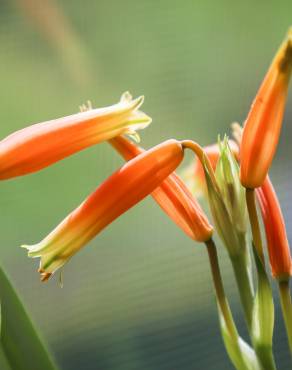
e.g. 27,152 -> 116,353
256,177 -> 292,281
23,140 -> 185,281
0,92 -> 151,180
110,136 -> 213,242
240,28 -> 292,188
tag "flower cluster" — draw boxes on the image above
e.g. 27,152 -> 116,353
1,28 -> 292,370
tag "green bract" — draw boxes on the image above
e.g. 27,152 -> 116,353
203,137 -> 247,256
216,136 -> 247,235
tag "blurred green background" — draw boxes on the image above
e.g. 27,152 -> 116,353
0,0 -> 292,369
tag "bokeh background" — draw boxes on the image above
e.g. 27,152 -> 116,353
0,0 -> 292,369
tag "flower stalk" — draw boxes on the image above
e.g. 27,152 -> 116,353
205,239 -> 261,370
205,238 -> 238,341
181,140 -> 219,190
183,138 -> 255,333
230,248 -> 254,332
246,190 -> 277,370
245,189 -> 265,265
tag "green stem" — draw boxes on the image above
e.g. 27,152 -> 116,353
205,239 -> 239,343
278,280 -> 292,353
245,188 -> 277,370
255,346 -> 277,370
231,248 -> 254,333
206,239 -> 254,370
181,140 -> 219,191
245,188 -> 265,264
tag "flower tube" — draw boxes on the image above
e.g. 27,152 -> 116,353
0,92 -> 151,180
23,140 -> 184,281
110,136 -> 213,242
240,28 -> 292,188
256,177 -> 292,281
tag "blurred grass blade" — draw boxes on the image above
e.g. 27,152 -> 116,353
0,265 -> 58,370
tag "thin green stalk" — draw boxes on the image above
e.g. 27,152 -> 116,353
181,140 -> 219,190
205,239 -> 239,343
245,189 -> 265,264
205,240 -> 268,370
278,280 -> 292,353
231,248 -> 254,333
245,188 -> 277,370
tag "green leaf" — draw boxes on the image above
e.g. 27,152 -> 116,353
0,265 -> 58,370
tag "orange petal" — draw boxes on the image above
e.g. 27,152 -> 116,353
23,139 -> 184,279
240,29 -> 292,188
0,93 -> 151,180
256,177 -> 292,280
110,136 -> 213,242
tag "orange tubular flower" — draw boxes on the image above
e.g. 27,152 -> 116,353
240,28 -> 292,189
110,136 -> 213,242
0,92 -> 151,180
23,140 -> 185,281
256,177 -> 292,281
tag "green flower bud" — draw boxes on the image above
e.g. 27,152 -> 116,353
203,137 -> 247,256
215,136 -> 247,235
203,155 -> 240,256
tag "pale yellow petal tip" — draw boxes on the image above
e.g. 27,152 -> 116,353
119,91 -> 144,109
131,96 -> 145,111
126,111 -> 152,132
79,100 -> 92,112
125,130 -> 141,143
79,93 -> 145,115
136,111 -> 152,126
20,244 -> 32,253
120,91 -> 133,102
21,245 -> 53,282
21,244 -> 41,258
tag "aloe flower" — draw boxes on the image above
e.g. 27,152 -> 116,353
110,136 -> 213,242
23,140 -> 184,281
0,92 -> 151,180
240,28 -> 292,188
256,177 -> 292,280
